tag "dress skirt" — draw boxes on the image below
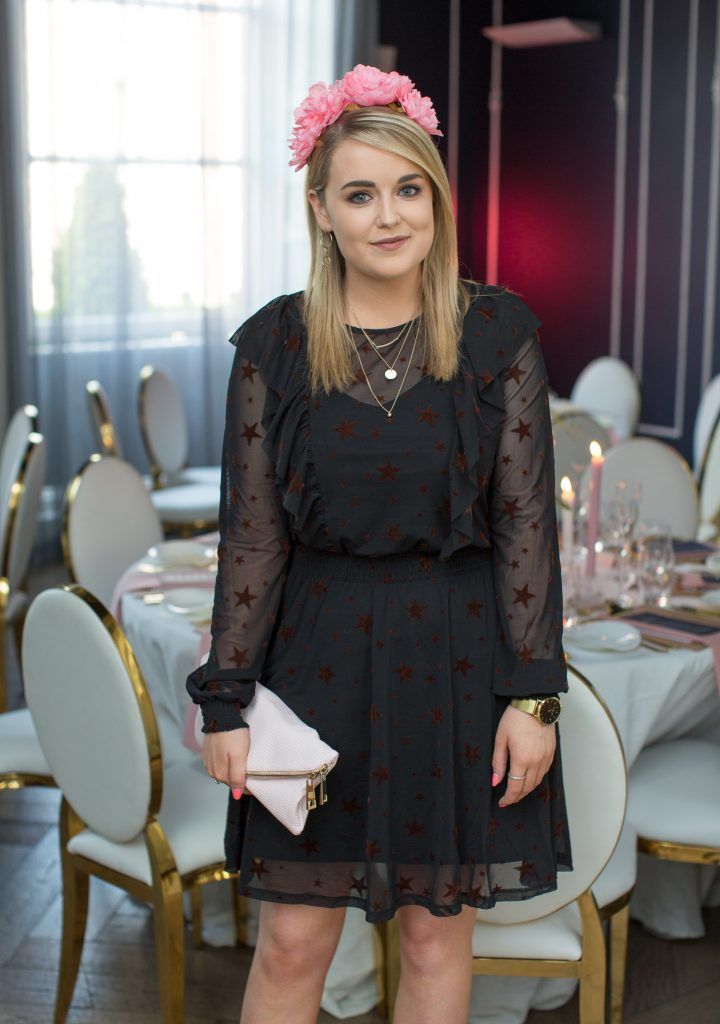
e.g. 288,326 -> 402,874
225,540 -> 572,923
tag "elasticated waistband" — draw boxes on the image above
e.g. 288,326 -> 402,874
290,541 -> 493,583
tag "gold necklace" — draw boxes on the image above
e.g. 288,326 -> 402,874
351,315 -> 423,419
348,305 -> 417,380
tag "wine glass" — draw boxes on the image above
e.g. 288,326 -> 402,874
637,520 -> 675,607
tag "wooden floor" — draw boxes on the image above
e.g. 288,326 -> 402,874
2,563 -> 719,1022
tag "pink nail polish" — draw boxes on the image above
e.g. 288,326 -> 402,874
232,788 -> 243,800
492,773 -> 499,787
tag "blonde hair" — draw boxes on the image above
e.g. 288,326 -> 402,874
302,106 -> 474,395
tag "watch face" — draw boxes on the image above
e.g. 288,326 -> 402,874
538,697 -> 562,725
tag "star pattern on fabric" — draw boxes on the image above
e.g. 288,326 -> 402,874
513,584 -> 536,608
240,421 -> 262,446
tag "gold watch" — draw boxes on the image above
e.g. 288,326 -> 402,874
510,696 -> 562,726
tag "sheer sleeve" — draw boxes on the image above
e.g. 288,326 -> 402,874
185,342 -> 291,732
488,332 -> 567,697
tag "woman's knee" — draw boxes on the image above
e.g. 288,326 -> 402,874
255,902 -> 347,978
397,905 -> 474,973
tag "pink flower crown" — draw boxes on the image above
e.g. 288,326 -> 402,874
288,64 -> 443,172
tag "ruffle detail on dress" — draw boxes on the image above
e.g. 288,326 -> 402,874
440,285 -> 543,560
230,293 -> 330,548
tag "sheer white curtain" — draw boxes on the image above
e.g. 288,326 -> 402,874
17,0 -> 338,547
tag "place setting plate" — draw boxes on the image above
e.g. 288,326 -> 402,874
136,540 -> 217,573
563,620 -> 642,653
163,587 -> 214,622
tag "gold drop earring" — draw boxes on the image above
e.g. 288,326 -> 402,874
321,231 -> 332,269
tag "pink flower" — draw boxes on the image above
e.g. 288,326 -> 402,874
288,80 -> 347,170
288,66 -> 443,171
399,88 -> 443,136
340,64 -> 414,107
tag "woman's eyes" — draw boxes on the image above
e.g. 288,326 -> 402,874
347,185 -> 421,204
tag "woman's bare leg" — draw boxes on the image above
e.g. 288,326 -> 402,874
239,901 -> 347,1024
393,904 -> 476,1024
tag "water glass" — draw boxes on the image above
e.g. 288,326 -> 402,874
637,520 -> 675,607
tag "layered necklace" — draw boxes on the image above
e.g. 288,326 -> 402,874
347,304 -> 423,419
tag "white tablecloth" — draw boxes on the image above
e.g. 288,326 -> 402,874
120,587 -> 720,1021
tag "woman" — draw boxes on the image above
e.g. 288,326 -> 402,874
186,65 -> 570,1024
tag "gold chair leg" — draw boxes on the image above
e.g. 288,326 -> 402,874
609,903 -> 630,1024
54,807 -> 90,1023
147,822 -> 186,1024
190,882 -> 203,947
577,891 -> 607,1024
152,870 -> 186,1024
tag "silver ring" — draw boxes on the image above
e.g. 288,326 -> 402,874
508,774 -> 527,781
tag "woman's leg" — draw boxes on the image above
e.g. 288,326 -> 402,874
239,901 -> 347,1024
393,904 -> 477,1024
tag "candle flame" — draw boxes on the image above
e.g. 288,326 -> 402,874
560,476 -> 573,495
589,440 -> 603,458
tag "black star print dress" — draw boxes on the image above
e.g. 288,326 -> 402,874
186,283 -> 572,922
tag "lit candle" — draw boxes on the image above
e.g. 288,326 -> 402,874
585,441 -> 604,577
560,476 -> 575,564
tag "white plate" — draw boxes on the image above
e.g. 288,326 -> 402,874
165,588 -> 214,616
138,540 -> 216,571
563,620 -> 641,653
698,589 -> 720,609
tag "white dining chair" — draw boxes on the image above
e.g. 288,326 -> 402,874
22,583 -> 244,1023
0,405 -> 39,545
85,379 -> 123,458
62,454 -> 164,607
570,358 -> 641,441
0,427 -> 46,712
377,665 -> 630,1024
578,437 -> 699,539
138,365 -> 221,490
693,375 -> 720,477
627,737 -> 720,872
0,420 -> 52,788
552,411 -> 613,504
697,408 -> 720,541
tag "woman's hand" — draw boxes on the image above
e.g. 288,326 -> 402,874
202,728 -> 250,800
492,705 -> 556,808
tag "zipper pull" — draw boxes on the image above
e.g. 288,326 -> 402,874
306,776 -> 317,811
319,765 -> 328,805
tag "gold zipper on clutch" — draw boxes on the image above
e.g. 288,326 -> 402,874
244,762 -> 330,811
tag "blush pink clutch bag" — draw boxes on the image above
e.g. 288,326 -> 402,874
193,681 -> 339,835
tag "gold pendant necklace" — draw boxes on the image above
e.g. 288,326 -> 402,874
351,315 -> 423,418
348,305 -> 417,380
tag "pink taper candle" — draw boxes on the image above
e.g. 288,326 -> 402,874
585,441 -> 604,577
560,476 -> 575,565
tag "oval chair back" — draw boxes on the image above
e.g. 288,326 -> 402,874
476,665 -> 626,925
22,584 -> 161,842
1,432 -> 46,592
138,366 -> 188,481
552,411 -> 613,504
62,454 -> 164,607
697,408 -> 720,541
0,405 -> 39,544
579,437 -> 698,539
570,356 -> 641,441
85,380 -> 123,457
